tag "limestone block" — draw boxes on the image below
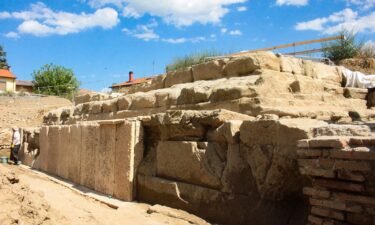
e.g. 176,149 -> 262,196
68,125 -> 82,184
192,59 -> 226,81
90,101 -> 102,114
117,96 -> 132,110
80,123 -> 99,190
102,99 -> 118,113
131,93 -> 156,109
47,126 -> 60,176
208,120 -> 243,144
57,126 -> 70,179
166,88 -> 182,106
280,56 -> 304,75
34,126 -> 49,171
154,90 -> 169,108
210,82 -> 257,102
150,74 -> 166,90
156,141 -> 223,189
314,63 -> 341,83
75,94 -> 92,105
344,87 -> 368,99
225,52 -> 280,77
95,124 -> 116,195
165,68 -> 193,88
313,124 -> 371,137
114,121 -> 144,201
177,85 -> 212,105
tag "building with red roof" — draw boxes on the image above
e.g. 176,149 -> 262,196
110,71 -> 152,93
0,69 -> 16,92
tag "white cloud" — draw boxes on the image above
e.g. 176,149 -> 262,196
221,28 -> 228,33
237,6 -> 247,11
85,0 -> 246,26
122,20 -> 159,41
276,0 -> 309,6
0,2 -> 119,37
346,0 -> 375,10
295,8 -> 375,34
4,31 -> 20,39
229,29 -> 242,35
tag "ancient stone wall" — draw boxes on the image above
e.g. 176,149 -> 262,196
45,52 -> 375,126
21,120 -> 143,201
298,136 -> 375,225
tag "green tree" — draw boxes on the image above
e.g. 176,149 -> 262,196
32,64 -> 80,99
0,45 -> 9,70
322,30 -> 361,61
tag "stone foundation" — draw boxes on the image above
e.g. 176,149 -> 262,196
297,137 -> 375,225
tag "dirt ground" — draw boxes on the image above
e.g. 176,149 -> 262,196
0,164 -> 210,225
0,95 -> 72,157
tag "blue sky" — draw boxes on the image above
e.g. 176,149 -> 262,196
0,0 -> 374,91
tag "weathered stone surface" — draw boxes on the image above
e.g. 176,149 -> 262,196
192,59 -> 226,81
69,124 -> 82,184
102,99 -> 118,113
57,126 -> 70,179
117,96 -> 131,110
156,141 -> 223,189
344,87 -> 368,99
95,124 -> 116,195
34,126 -> 49,171
47,126 -> 60,175
313,124 -> 372,137
80,123 -> 99,190
165,68 -> 193,88
131,93 -> 156,109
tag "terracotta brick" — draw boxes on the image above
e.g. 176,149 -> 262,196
297,149 -> 323,158
298,159 -> 335,169
300,168 -> 336,178
310,198 -> 363,213
337,170 -> 365,182
333,193 -> 375,205
314,179 -> 365,193
311,206 -> 345,220
349,137 -> 375,147
330,150 -> 375,161
308,137 -> 349,149
334,160 -> 372,172
347,213 -> 373,225
303,187 -> 331,198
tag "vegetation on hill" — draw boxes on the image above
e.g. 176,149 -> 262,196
0,45 -> 9,70
32,64 -> 80,99
166,50 -> 221,72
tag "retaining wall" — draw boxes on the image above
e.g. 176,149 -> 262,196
298,136 -> 375,225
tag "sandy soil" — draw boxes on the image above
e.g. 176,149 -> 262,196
0,164 -> 210,225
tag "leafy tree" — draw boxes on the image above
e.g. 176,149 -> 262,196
322,30 -> 361,61
32,64 -> 80,99
0,45 -> 9,70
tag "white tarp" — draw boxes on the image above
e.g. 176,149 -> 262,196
342,67 -> 375,89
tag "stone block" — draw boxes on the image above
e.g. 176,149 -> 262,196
156,141 -> 223,189
34,126 -> 49,171
337,170 -> 365,182
297,149 -> 323,158
118,96 -> 131,110
192,59 -> 226,81
303,187 -> 330,198
299,168 -> 336,178
308,137 -> 349,149
114,121 -> 143,201
177,85 -> 211,105
165,68 -> 193,88
80,123 -> 99,190
334,160 -> 372,171
280,56 -> 304,75
75,93 -> 92,105
57,126 -> 70,179
344,87 -> 368,99
209,83 -> 257,102
313,179 -> 365,192
310,206 -> 344,221
310,198 -> 363,213
330,150 -> 375,161
47,126 -> 60,176
102,99 -> 118,113
131,93 -> 156,109
90,101 -> 102,114
347,213 -> 373,225
333,193 -> 375,205
95,124 -> 116,195
69,125 -> 82,184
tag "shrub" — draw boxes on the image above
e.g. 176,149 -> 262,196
358,41 -> 375,58
322,30 -> 361,61
166,50 -> 222,72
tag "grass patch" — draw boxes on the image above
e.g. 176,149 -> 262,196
166,50 -> 222,72
322,30 -> 362,61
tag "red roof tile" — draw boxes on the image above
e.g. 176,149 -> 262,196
0,69 -> 16,79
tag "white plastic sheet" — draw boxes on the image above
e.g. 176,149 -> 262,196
342,67 -> 375,88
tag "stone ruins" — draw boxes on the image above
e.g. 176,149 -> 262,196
20,52 -> 375,225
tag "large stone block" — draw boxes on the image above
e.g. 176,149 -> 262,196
131,93 -> 156,109
114,121 -> 144,201
102,99 -> 118,113
192,59 -> 226,81
177,84 -> 212,105
47,126 -> 60,176
57,126 -> 70,179
156,141 -> 223,189
34,126 -> 49,171
95,124 -> 116,195
117,96 -> 132,110
165,68 -> 193,88
80,123 -> 100,190
68,125 -> 82,184
210,83 -> 257,102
